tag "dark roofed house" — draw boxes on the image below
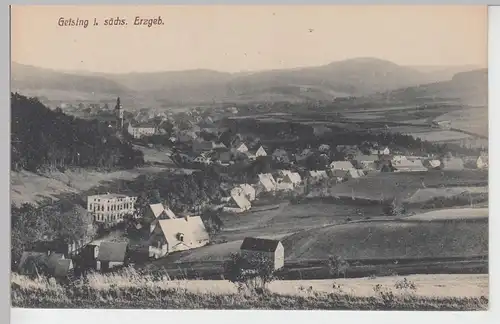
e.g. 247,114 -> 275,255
239,237 -> 284,270
96,242 -> 129,272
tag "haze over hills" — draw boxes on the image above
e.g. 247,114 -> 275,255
11,58 -> 485,107
371,68 -> 488,106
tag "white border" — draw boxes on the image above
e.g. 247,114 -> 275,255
6,3 -> 500,324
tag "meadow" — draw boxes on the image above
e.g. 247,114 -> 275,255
11,271 -> 488,310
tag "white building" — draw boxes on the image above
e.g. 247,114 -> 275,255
87,194 -> 137,225
127,123 -> 156,139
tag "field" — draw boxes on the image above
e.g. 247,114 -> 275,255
282,215 -> 488,261
10,166 -> 167,206
309,170 -> 489,202
406,187 -> 488,204
11,272 -> 488,310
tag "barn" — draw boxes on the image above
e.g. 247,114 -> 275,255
239,237 -> 285,270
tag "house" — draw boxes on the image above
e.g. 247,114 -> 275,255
441,157 -> 465,170
257,173 -> 277,192
232,184 -> 256,202
423,159 -> 441,170
272,149 -> 290,163
239,237 -> 285,271
31,236 -> 92,259
127,122 -> 156,139
87,194 -> 137,225
143,203 -> 177,233
369,147 -> 390,155
233,143 -> 249,154
392,159 -> 428,172
309,170 -> 329,180
278,170 -> 302,186
247,146 -> 267,160
318,144 -> 331,153
224,191 -> 252,213
239,184 -> 256,201
477,154 -> 489,170
329,161 -> 355,171
96,242 -> 129,272
276,177 -> 294,191
353,154 -> 379,171
148,216 -> 210,259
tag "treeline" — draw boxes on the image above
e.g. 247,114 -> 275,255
11,93 -> 144,172
11,201 -> 97,269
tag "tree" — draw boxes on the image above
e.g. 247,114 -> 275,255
224,252 -> 276,294
327,255 -> 350,278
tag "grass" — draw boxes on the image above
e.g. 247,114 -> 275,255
282,217 -> 488,261
316,170 -> 488,203
11,272 -> 488,310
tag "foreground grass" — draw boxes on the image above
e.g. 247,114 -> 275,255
11,272 -> 488,310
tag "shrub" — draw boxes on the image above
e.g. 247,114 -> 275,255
224,253 -> 276,294
326,255 -> 350,278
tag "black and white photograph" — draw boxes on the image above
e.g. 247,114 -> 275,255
9,5 -> 488,311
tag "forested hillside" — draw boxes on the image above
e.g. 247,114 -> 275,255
11,93 -> 144,172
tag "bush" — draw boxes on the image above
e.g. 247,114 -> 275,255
224,253 -> 276,294
326,255 -> 350,278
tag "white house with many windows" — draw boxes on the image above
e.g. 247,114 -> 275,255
87,194 -> 137,225
127,123 -> 156,139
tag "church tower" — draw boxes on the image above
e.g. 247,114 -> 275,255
114,97 -> 124,130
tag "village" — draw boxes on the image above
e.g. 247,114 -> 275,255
16,97 -> 489,281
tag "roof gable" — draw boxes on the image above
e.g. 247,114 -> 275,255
240,237 -> 281,252
158,216 -> 209,247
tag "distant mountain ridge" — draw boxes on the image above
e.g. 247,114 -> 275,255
11,58 -> 484,106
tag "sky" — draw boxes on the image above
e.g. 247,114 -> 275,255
11,5 -> 487,74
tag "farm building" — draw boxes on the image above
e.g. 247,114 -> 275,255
331,169 -> 362,181
31,235 -> 93,259
441,157 -> 465,171
232,143 -> 249,154
276,177 -> 294,191
239,237 -> 285,271
353,154 -> 379,171
257,173 -> 277,192
477,155 -> 489,170
148,216 -> 209,259
143,203 -> 177,233
272,149 -> 291,163
235,184 -> 256,201
247,146 -> 267,159
278,170 -> 302,186
329,161 -> 355,171
392,159 -> 428,172
370,147 -> 390,155
96,242 -> 129,272
224,191 -> 252,213
18,251 -> 74,278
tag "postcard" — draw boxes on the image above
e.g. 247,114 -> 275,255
10,5 -> 488,311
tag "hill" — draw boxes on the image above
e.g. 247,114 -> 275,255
10,93 -> 144,172
371,68 -> 488,106
11,58 -> 467,106
282,215 -> 488,261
